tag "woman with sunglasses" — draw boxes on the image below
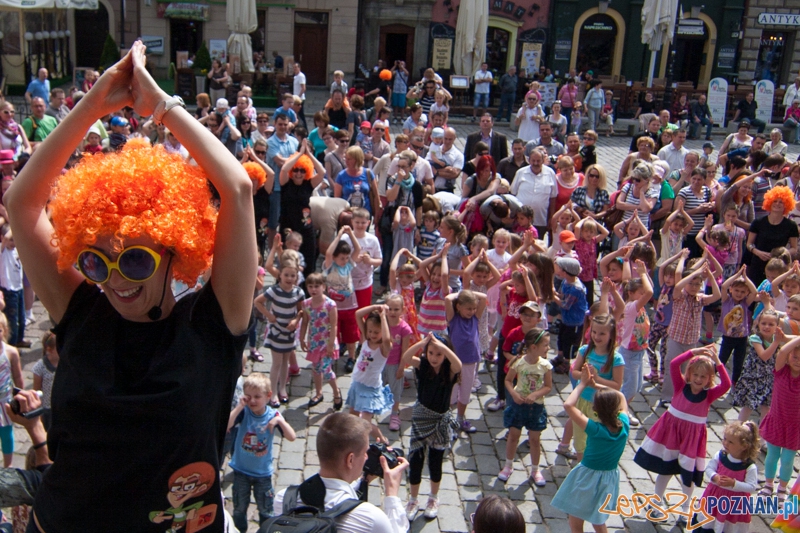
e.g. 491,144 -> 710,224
515,91 -> 544,143
618,136 -> 659,185
242,139 -> 276,259
4,42 -> 257,531
616,161 -> 658,228
0,102 -> 31,162
234,115 -> 255,160
571,163 -> 611,221
325,130 -> 350,196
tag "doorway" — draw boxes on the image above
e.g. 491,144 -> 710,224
379,24 -> 414,80
485,27 -> 509,74
74,3 -> 109,68
673,36 -> 705,86
294,11 -> 329,85
170,19 -> 203,65
576,14 -> 616,75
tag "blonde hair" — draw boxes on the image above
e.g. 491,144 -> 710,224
492,228 -> 511,246
469,234 -> 489,251
724,421 -> 760,462
0,313 -> 8,342
684,355 -> 718,388
333,70 -> 344,78
243,372 -> 271,395
345,146 -> 365,167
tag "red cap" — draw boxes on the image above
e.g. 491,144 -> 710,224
559,230 -> 577,243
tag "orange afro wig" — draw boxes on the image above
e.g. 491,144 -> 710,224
49,138 -> 217,285
763,185 -> 796,216
292,154 -> 316,181
243,161 -> 267,187
379,69 -> 392,81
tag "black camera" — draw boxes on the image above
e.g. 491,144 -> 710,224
8,388 -> 44,419
548,154 -> 559,165
363,443 -> 404,478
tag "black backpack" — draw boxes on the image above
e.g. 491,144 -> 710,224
259,475 -> 363,533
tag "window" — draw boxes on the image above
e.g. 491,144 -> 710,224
0,11 -> 21,55
755,32 -> 786,84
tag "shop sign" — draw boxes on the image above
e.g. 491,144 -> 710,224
522,42 -> 542,76
677,19 -> 704,36
162,2 -> 209,21
755,79 -> 775,124
141,36 -> 165,55
717,46 -> 736,69
432,38 -> 452,71
707,77 -> 729,127
757,13 -> 800,26
583,22 -> 614,31
554,39 -> 571,61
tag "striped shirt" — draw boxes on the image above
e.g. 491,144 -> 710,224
677,186 -> 711,234
418,282 -> 448,335
417,228 -> 440,260
264,284 -> 304,352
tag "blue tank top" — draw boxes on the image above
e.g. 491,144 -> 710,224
449,314 -> 480,364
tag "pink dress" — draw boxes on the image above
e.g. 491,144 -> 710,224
760,365 -> 800,450
633,350 -> 731,487
573,237 -> 599,283
302,296 -> 339,363
694,451 -> 756,532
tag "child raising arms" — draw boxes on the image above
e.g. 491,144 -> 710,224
299,273 -> 342,410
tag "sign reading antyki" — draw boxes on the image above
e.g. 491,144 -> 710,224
757,13 -> 800,26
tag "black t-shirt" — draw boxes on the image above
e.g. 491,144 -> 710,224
326,107 -> 348,130
751,216 -> 799,255
629,131 -> 659,152
640,100 -> 656,114
254,187 -> 271,246
415,357 -> 460,413
281,179 -> 314,232
37,282 -> 247,532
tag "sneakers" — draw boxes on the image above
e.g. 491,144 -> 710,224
498,465 -> 513,481
531,470 -> 546,486
344,358 -> 355,374
472,375 -> 481,393
460,420 -> 477,433
389,414 -> 401,431
423,497 -> 439,519
487,398 -> 506,412
405,499 -> 419,521
629,413 -> 641,427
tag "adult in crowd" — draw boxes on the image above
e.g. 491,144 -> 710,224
515,91 -> 545,143
0,102 -> 31,160
390,60 -> 409,124
656,127 -> 673,154
732,92 -> 766,133
777,162 -> 800,226
616,161 -> 658,228
194,92 -> 211,119
5,41 -> 257,530
618,136 -> 659,183
554,156 -> 583,212
689,94 -> 713,140
207,59 -> 230,103
647,161 -> 676,234
25,68 -> 50,105
21,97 -> 58,145
666,150 -> 700,193
366,69 -> 393,103
472,495 -> 525,533
583,80 -> 605,132
334,146 -> 380,221
280,140 -> 325,272
396,132 -> 434,191
675,168 -> 714,257
570,163 -> 610,220
464,114 -> 508,165
716,133 -> 767,173
243,139 -> 276,259
558,78 -> 578,132
472,63 -> 493,122
326,90 -> 348,130
252,112 -> 272,145
266,114 -> 299,243
325,130 -> 350,195
783,77 -> 800,109
547,101 -> 568,143
81,70 -> 97,93
461,155 -> 500,210
497,138 -> 527,185
274,413 -> 410,533
785,99 -> 800,145
765,128 -> 788,156
346,95 -> 367,139
657,110 -> 678,136
496,65 -> 518,123
293,62 -> 307,129
374,134 -> 409,199
402,104 -> 426,135
747,186 -> 799,286
308,111 -> 337,160
671,93 -> 691,130
510,148 -> 557,237
718,170 -> 755,230
480,190 -> 522,232
460,141 -> 489,190
365,122 -> 391,168
379,150 -> 424,287
45,89 -> 70,123
630,116 -> 660,152
428,127 -> 464,193
365,97 -> 385,124
234,115 -> 255,158
234,95 -> 256,123
656,129 -> 689,173
633,91 -> 656,119
407,80 -> 438,115
719,120 -> 753,155
525,122 -> 565,164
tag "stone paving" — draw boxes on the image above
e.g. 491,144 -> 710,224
5,115 -> 800,531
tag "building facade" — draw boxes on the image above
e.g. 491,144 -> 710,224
737,1 -> 800,87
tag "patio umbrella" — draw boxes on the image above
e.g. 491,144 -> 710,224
453,0 -> 488,76
226,0 -> 257,73
641,0 -> 678,86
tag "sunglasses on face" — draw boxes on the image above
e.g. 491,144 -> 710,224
293,168 -> 307,174
631,178 -> 643,183
338,139 -> 350,144
77,246 -> 164,284
374,128 -> 385,132
255,150 -> 267,155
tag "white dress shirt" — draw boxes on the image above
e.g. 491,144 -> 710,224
657,143 -> 689,173
510,165 -> 557,226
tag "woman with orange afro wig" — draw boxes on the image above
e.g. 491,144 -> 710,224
279,139 -> 326,271
746,185 -> 799,286
3,41 -> 257,530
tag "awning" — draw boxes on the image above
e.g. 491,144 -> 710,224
163,2 -> 209,20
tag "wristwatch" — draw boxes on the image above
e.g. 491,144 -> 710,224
153,96 -> 185,126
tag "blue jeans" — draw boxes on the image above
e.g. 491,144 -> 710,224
233,472 -> 274,532
267,190 -> 281,230
1,288 -> 24,345
690,117 -> 712,139
785,118 -> 800,142
497,92 -> 515,121
379,228 -> 394,288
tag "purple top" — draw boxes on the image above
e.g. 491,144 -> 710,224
449,314 -> 480,364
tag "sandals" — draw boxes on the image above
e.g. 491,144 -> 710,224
531,470 -> 546,486
556,444 -> 578,460
248,350 -> 264,363
280,396 -> 289,404
758,485 -> 774,497
333,395 -> 343,411
308,395 -> 324,407
777,486 -> 789,504
269,399 -> 281,409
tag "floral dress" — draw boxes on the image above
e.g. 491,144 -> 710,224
731,334 -> 774,410
303,296 -> 339,364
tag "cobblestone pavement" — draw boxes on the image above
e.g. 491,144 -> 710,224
6,121 -> 800,532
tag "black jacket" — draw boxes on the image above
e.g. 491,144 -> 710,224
463,131 -> 509,162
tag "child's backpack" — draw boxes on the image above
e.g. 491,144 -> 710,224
259,474 -> 362,533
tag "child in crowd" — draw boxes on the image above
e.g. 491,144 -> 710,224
573,218 -> 609,306
500,327 -> 553,485
434,216 -> 469,291
417,244 -> 451,336
714,204 -> 747,279
717,267 -> 757,384
754,258 -> 789,319
570,102 -> 583,134
463,250 -> 502,364
618,260 -> 653,427
700,141 -> 715,166
342,207 -> 382,310
771,261 -> 800,313
446,290 -> 487,433
330,70 -> 348,95
1,228 -> 26,348
416,211 -> 441,260
551,257 -> 588,374
634,346 -> 730,524
273,94 -> 298,127
429,90 -> 450,124
647,250 -> 688,384
495,300 -> 543,416
349,307 -> 394,436
254,258 -> 304,407
600,91 -> 614,137
428,128 -> 446,171
324,226 -> 363,373
513,206 -> 537,238
356,121 -> 373,156
83,126 -> 103,154
228,372 -> 297,532
32,331 -> 58,431
299,273 -> 342,410
389,248 -> 421,338
659,208 -> 694,267
697,216 -> 732,342
393,206 -> 417,261
402,333 -> 462,521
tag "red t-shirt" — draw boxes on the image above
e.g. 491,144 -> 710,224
501,289 -> 529,338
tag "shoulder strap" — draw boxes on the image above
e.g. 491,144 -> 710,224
283,485 -> 301,512
320,498 -> 363,519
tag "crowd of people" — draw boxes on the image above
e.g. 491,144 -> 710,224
2,44 -> 800,533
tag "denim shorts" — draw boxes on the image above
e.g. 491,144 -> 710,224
503,400 -> 547,431
474,92 -> 490,108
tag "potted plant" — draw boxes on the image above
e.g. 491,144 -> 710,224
194,41 -> 212,95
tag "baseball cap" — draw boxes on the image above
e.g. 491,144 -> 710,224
86,126 -> 102,138
559,230 -> 577,244
360,120 -> 372,129
109,116 -> 129,127
702,141 -> 715,150
556,257 -> 581,277
520,301 -> 541,315
0,150 -> 14,165
215,98 -> 229,110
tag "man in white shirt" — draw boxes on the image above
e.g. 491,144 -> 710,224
274,413 -> 409,533
293,62 -> 307,129
472,63 -> 493,122
783,77 -> 800,108
657,128 -> 689,173
510,148 -> 557,237
427,127 -> 464,193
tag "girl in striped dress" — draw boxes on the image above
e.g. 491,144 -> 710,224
633,346 -> 731,525
254,258 -> 305,407
417,243 -> 450,336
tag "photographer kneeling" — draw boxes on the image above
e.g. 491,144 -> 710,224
273,412 -> 410,533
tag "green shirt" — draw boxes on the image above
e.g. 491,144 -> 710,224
581,412 -> 630,471
22,115 -> 58,142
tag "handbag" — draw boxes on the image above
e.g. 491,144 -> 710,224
602,187 -> 627,231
